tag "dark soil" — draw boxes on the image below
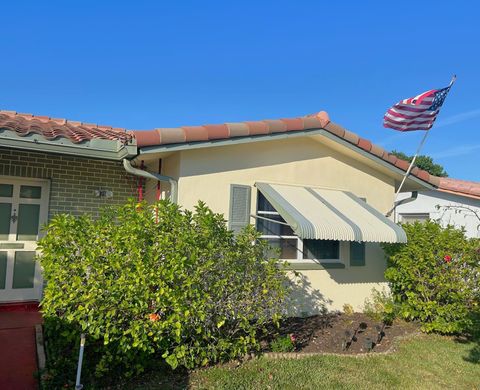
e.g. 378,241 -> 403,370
265,313 -> 420,354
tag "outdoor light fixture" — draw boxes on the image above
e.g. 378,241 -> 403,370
94,189 -> 113,198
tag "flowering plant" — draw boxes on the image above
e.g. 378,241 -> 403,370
383,221 -> 480,334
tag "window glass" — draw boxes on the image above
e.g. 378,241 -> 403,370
263,238 -> 298,259
16,204 -> 40,241
12,251 -> 36,289
0,203 -> 12,240
0,184 -> 13,197
303,239 -> 339,260
20,185 -> 42,199
257,192 -> 277,212
256,214 -> 294,236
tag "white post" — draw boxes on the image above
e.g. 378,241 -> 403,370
75,333 -> 86,390
393,129 -> 430,202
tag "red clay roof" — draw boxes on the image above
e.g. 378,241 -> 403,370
128,111 -> 442,188
3,108 -> 479,196
437,177 -> 480,200
0,110 -> 132,144
130,112 -> 331,148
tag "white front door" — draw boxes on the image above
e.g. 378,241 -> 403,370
0,177 -> 50,303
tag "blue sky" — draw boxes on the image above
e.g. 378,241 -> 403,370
1,1 -> 479,180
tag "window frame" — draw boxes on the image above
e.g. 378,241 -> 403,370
256,192 -> 344,264
400,213 -> 430,223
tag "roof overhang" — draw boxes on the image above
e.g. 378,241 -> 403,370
138,128 -> 434,192
0,129 -> 137,160
256,182 -> 407,243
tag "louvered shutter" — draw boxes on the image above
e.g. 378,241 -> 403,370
350,241 -> 366,266
228,184 -> 251,233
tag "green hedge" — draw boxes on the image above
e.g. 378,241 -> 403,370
38,200 -> 290,385
382,221 -> 479,334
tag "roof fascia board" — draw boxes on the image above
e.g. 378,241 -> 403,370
138,128 -> 434,190
317,131 -> 435,190
139,128 -> 327,154
0,132 -> 137,160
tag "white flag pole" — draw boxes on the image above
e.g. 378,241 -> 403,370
392,75 -> 457,203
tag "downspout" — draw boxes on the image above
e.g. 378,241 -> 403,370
123,159 -> 178,204
386,191 -> 418,221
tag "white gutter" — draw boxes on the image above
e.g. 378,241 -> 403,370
122,159 -> 178,203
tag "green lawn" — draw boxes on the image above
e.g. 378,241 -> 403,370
122,334 -> 480,390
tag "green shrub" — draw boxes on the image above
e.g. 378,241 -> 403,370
363,288 -> 399,325
382,221 -> 480,334
38,200 -> 290,384
270,335 -> 295,352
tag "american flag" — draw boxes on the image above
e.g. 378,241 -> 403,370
383,81 -> 453,132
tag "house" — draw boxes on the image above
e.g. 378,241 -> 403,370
0,109 -> 441,312
396,178 -> 480,238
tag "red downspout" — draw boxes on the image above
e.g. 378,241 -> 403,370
156,159 -> 162,201
155,159 -> 162,223
137,160 -> 145,201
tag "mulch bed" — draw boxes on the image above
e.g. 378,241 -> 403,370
264,313 -> 420,355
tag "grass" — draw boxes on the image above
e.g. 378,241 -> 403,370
120,334 -> 480,390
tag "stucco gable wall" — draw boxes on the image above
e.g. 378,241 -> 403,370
175,136 -> 396,218
142,137 -> 398,312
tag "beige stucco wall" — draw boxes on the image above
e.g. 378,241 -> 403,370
145,135 -> 396,312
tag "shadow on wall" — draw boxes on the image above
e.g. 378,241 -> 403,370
322,266 -> 387,284
284,272 -> 332,316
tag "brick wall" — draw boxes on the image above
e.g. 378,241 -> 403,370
0,147 -> 139,219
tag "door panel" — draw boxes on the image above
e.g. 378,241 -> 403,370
17,204 -> 41,241
0,184 -> 13,197
12,251 -> 36,289
0,176 -> 50,303
0,203 -> 12,240
0,251 -> 7,289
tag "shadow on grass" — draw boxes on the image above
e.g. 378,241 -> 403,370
454,312 -> 480,364
116,365 -> 190,390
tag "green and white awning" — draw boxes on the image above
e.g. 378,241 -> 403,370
256,182 -> 407,243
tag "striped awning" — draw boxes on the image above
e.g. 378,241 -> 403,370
256,183 -> 407,243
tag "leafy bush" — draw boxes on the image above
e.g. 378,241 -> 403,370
342,303 -> 355,316
382,221 -> 480,334
38,200 -> 290,384
270,335 -> 295,352
363,288 -> 399,325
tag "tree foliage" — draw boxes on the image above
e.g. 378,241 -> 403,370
38,200 -> 290,384
391,150 -> 448,177
382,221 -> 480,334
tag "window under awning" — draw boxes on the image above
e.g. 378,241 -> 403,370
255,182 -> 407,243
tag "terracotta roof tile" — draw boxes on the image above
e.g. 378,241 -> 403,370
394,159 -> 410,171
6,107 -> 474,192
0,110 -> 132,144
183,126 -> 209,143
157,127 -> 186,145
281,118 -> 303,131
343,130 -> 360,145
133,130 -> 161,147
358,138 -> 372,152
226,122 -> 250,137
370,144 -> 385,158
203,124 -> 229,140
264,119 -> 288,134
416,170 -> 430,182
323,122 -> 345,138
437,177 -> 480,199
245,121 -> 269,135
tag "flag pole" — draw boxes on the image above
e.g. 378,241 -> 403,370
391,75 -> 457,204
